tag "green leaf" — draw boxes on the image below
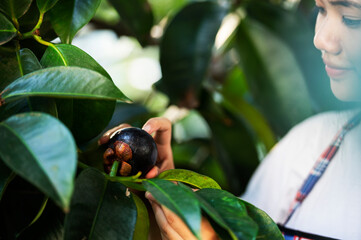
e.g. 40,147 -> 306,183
143,179 -> 201,239
0,47 -> 42,91
241,200 -> 284,240
73,99 -> 116,143
235,19 -> 313,136
196,188 -> 258,240
0,13 -> 17,45
156,1 -> 228,106
148,0 -> 188,23
0,48 -> 45,121
0,48 -> 33,121
40,44 -> 111,79
20,48 -> 42,74
157,169 -> 221,189
64,168 -> 137,240
18,2 -> 57,41
50,0 -> 102,43
108,0 -> 153,46
1,66 -> 130,104
0,0 -> 32,19
37,0 -> 59,13
132,194 -> 149,240
0,112 -> 77,210
0,159 -> 13,200
199,94 -> 259,195
0,48 -> 19,91
220,67 -> 276,152
40,44 -> 114,143
107,177 -> 146,191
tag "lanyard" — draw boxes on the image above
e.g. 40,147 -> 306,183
282,111 -> 361,226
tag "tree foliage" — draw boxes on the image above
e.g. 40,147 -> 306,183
0,0 -> 341,239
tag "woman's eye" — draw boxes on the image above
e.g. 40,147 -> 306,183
315,6 -> 326,15
342,16 -> 361,28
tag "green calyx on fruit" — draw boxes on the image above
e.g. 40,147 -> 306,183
103,127 -> 158,177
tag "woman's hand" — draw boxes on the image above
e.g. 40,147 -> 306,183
146,192 -> 219,240
98,117 -> 174,178
142,117 -> 174,178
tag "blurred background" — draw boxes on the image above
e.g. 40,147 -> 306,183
72,0 -> 353,196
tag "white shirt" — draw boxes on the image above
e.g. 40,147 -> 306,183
242,110 -> 361,240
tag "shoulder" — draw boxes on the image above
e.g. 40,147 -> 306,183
279,110 -> 355,149
286,111 -> 344,137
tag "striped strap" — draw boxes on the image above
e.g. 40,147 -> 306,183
283,112 -> 361,226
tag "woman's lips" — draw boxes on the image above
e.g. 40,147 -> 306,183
325,65 -> 352,79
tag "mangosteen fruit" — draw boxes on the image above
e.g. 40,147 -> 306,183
103,127 -> 158,177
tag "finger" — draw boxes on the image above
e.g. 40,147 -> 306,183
162,206 -> 218,240
145,166 -> 159,179
98,123 -> 131,145
148,199 -> 183,240
145,191 -> 155,201
160,205 -> 197,240
142,117 -> 172,146
143,117 -> 174,172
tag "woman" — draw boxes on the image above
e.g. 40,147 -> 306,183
102,0 -> 361,238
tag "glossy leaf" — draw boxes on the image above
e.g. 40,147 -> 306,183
241,200 -> 284,240
0,48 -> 21,91
196,188 -> 258,240
143,179 -> 201,239
37,0 -> 59,13
18,2 -> 57,41
0,48 -> 26,121
132,194 -> 149,240
40,44 -> 114,143
0,0 -> 32,19
0,13 -> 17,45
235,19 -> 313,136
0,159 -> 13,200
20,48 -> 42,74
73,99 -> 117,143
108,0 -> 153,46
107,178 -> 146,191
1,66 -> 130,104
220,67 -> 276,152
199,94 -> 259,195
64,168 -> 137,240
0,112 -> 77,210
50,0 -> 102,43
157,1 -> 228,106
157,169 -> 221,189
0,48 -> 44,121
40,44 -> 111,79
0,47 -> 42,91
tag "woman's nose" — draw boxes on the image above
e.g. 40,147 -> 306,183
313,17 -> 342,55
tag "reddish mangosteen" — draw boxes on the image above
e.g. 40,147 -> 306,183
103,127 -> 158,177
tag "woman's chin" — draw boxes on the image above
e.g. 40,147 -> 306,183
330,79 -> 361,102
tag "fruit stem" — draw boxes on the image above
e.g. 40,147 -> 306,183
77,161 -> 90,169
109,161 -> 120,177
21,12 -> 44,39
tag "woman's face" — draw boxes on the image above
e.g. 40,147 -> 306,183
314,0 -> 361,101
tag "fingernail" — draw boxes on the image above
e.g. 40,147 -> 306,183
98,136 -> 108,145
145,191 -> 151,199
142,125 -> 151,133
